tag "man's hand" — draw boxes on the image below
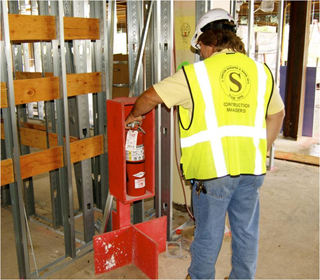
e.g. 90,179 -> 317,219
124,86 -> 164,128
125,113 -> 144,128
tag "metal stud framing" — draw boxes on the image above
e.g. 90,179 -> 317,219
89,0 -> 112,223
68,0 -> 95,243
55,0 -> 77,259
127,1 -> 144,98
152,0 -> 174,240
195,1 -> 211,62
90,1 -> 103,209
8,0 -> 37,219
1,0 -> 30,277
0,0 -> 113,276
127,0 -> 145,224
39,0 -> 63,229
247,0 -> 255,58
126,0 -> 176,235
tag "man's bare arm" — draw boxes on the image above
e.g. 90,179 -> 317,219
266,109 -> 285,152
125,86 -> 163,125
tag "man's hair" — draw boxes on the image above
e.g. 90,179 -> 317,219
197,20 -> 246,54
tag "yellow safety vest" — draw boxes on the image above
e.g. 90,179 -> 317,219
179,52 -> 273,180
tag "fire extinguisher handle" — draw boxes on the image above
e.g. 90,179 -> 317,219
127,121 -> 146,134
138,126 -> 146,134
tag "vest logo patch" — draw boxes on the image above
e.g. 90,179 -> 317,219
220,66 -> 251,101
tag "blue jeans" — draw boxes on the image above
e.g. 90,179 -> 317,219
188,175 -> 265,279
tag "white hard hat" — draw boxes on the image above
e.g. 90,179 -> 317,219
191,8 -> 237,49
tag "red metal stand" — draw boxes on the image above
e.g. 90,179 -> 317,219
112,200 -> 131,230
94,216 -> 167,279
106,97 -> 155,204
93,98 -> 167,279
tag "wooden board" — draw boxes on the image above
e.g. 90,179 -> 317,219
112,86 -> 129,99
14,72 -> 101,100
23,123 -> 48,131
0,123 -> 5,140
64,17 -> 100,40
67,72 -> 101,97
0,159 -> 14,186
3,72 -> 101,107
113,54 -> 128,62
47,131 -> 78,147
8,14 -> 99,42
15,72 -> 54,80
273,151 -> 319,166
19,127 -> 48,150
1,82 -> 7,108
20,146 -> 63,180
70,135 -> 104,163
14,76 -> 60,105
1,125 -> 78,149
9,14 -> 56,42
19,127 -> 77,149
113,64 -> 129,84
1,135 -> 104,185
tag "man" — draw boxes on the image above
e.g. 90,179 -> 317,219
125,8 -> 285,279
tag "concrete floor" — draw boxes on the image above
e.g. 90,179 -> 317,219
1,158 -> 319,279
1,91 -> 319,279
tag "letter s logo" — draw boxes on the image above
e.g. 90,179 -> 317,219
229,72 -> 242,93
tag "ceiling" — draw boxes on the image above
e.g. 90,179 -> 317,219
111,1 -> 320,31
238,1 -> 320,26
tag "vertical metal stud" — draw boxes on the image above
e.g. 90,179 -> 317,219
230,0 -> 237,20
195,1 -> 210,62
127,1 -> 144,97
69,0 -> 95,243
12,3 -> 34,215
90,0 -> 102,209
89,0 -> 111,231
10,2 -> 37,217
18,0 -> 35,118
195,1 -> 210,27
52,0 -> 76,258
31,0 -> 44,120
127,0 -> 146,224
145,2 -> 155,90
129,1 -> 154,97
1,0 -> 30,277
0,89 -> 10,206
99,0 -> 115,227
100,0 -> 112,215
2,0 -> 18,208
127,1 -> 155,224
8,0 -> 19,14
38,0 -> 63,229
153,0 -> 174,240
247,0 -> 254,58
154,0 -> 162,222
107,0 -> 115,100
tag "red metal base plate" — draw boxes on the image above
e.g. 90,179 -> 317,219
94,216 -> 167,279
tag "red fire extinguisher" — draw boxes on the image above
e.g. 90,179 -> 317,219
125,122 -> 146,196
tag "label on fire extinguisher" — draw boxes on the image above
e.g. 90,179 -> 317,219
125,130 -> 138,150
125,130 -> 145,161
135,178 -> 145,189
134,172 -> 145,189
133,172 -> 145,178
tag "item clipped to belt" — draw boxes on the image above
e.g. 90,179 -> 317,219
196,181 -> 207,196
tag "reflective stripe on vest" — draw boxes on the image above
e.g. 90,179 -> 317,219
180,54 -> 273,179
